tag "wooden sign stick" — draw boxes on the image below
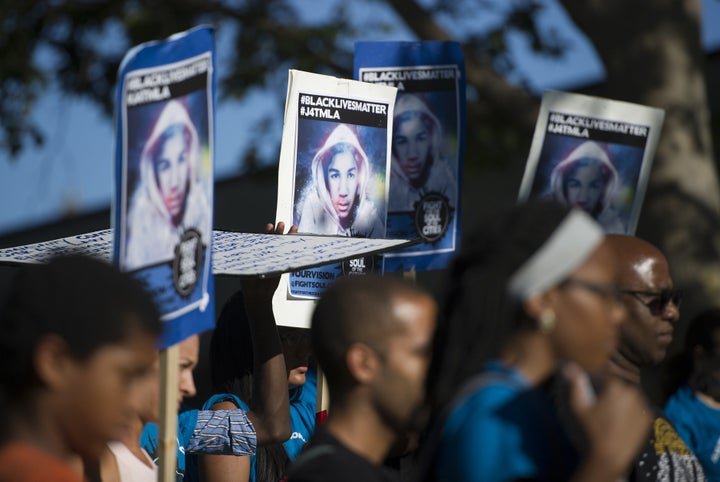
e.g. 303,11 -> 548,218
158,345 -> 179,482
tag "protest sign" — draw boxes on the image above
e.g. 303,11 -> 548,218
518,91 -> 665,234
0,229 -> 414,276
113,26 -> 216,347
273,69 -> 398,327
355,41 -> 466,272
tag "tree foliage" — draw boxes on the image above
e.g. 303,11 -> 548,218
2,0 -> 719,319
1,0 -> 558,167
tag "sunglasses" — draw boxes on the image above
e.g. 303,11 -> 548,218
619,289 -> 682,316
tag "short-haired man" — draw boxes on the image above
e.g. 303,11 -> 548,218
287,276 -> 437,482
607,234 -> 705,481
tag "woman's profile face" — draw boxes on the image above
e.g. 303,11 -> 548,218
393,115 -> 431,181
549,241 -> 625,371
154,128 -> 190,221
326,150 -> 359,221
565,161 -> 604,213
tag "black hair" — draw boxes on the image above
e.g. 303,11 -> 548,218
310,275 -> 427,401
663,308 -> 720,401
426,201 -> 574,414
209,291 -> 311,482
210,291 -> 254,396
0,254 -> 161,412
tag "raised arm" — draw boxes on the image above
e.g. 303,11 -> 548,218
565,363 -> 652,482
241,221 -> 295,444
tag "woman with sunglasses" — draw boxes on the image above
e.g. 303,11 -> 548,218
421,201 -> 651,482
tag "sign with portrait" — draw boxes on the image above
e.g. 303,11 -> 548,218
274,70 -> 397,327
355,41 -> 466,272
113,26 -> 215,348
518,91 -> 665,235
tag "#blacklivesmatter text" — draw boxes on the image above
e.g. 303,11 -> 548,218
360,67 -> 457,89
547,112 -> 649,139
125,57 -> 210,107
299,94 -> 387,121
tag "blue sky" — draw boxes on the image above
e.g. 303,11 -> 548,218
1,0 -> 718,236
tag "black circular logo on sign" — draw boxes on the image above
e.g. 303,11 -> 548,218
173,228 -> 203,297
414,192 -> 450,243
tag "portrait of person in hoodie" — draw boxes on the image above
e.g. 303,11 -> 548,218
389,93 -> 457,214
549,140 -> 626,233
124,98 -> 211,271
296,124 -> 384,238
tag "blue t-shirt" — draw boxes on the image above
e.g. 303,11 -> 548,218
435,361 -> 578,482
665,385 -> 720,482
285,368 -> 318,459
195,368 -> 318,482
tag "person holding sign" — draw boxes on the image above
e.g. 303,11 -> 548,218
549,140 -> 625,233
297,124 -> 383,237
422,202 -> 651,482
137,222 -> 294,482
198,292 -> 316,482
389,93 -> 456,214
125,99 -> 211,270
0,255 -> 162,481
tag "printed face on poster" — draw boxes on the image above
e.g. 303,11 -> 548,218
113,28 -> 215,342
288,92 -> 390,299
518,91 -> 664,235
274,70 -> 397,326
386,88 -> 458,245
355,41 -> 466,272
293,115 -> 388,239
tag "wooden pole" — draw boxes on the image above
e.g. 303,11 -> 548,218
159,345 -> 179,482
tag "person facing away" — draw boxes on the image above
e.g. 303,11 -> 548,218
664,308 -> 720,481
421,201 -> 651,482
139,223 -> 295,482
197,289 -> 316,482
0,254 -> 162,482
297,123 -> 384,237
286,276 -> 438,482
605,234 -> 705,481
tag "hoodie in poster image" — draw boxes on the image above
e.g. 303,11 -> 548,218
297,124 -> 384,237
125,100 -> 211,271
548,140 -> 625,234
389,93 -> 457,213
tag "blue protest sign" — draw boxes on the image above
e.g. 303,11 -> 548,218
354,41 -> 466,272
113,26 -> 215,348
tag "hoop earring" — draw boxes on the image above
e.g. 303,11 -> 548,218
539,309 -> 557,334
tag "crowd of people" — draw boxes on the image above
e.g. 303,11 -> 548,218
1,205 -> 719,482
